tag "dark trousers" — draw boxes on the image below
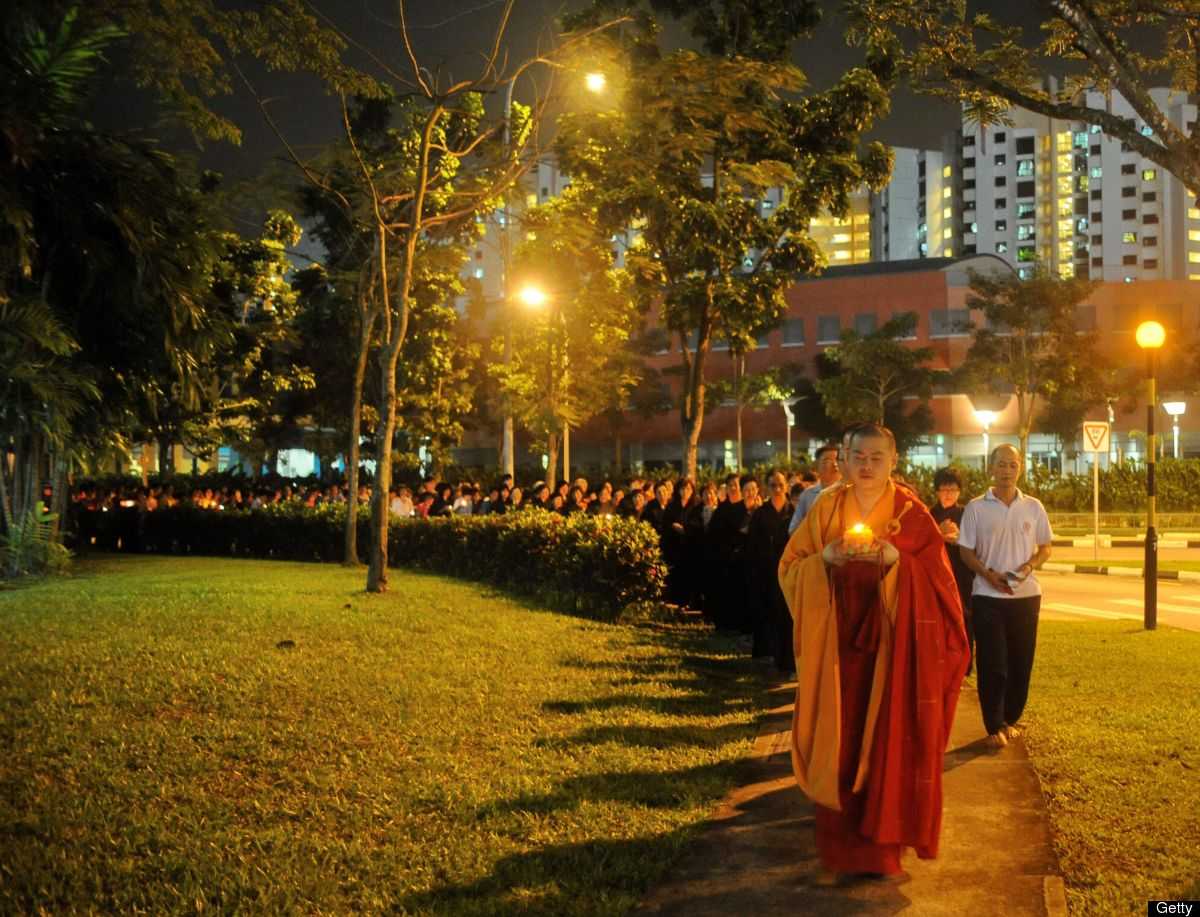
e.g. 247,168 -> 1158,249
972,594 -> 1040,735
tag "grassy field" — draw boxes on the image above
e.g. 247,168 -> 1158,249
1025,620 -> 1200,914
0,556 -> 769,915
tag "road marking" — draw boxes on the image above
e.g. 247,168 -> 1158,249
1043,602 -> 1138,621
1110,598 -> 1200,615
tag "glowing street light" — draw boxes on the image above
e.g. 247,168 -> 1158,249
1136,319 -> 1165,630
517,285 -> 548,308
974,409 -> 998,466
584,71 -> 607,94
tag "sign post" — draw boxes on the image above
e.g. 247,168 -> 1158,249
1082,421 -> 1111,561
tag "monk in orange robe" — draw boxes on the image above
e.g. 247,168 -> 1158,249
778,423 -> 969,881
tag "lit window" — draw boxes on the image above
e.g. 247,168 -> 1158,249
833,250 -> 851,260
1124,276 -> 1135,283
1189,229 -> 1200,242
1123,232 -> 1137,243
996,241 -> 1009,253
943,186 -> 952,199
1190,208 -> 1200,219
943,165 -> 952,178
943,227 -> 953,239
1143,169 -> 1157,181
1190,273 -> 1200,281
970,221 -> 978,233
943,247 -> 953,257
1073,131 -> 1088,148
831,233 -> 852,243
1141,125 -> 1154,137
1090,124 -> 1101,134
474,268 -> 484,279
1189,252 -> 1200,263
943,206 -> 952,219
1017,159 -> 1035,176
1090,166 -> 1102,178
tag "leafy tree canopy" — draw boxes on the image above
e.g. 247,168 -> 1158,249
845,0 -> 1200,194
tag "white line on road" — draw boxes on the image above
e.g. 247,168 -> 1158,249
1043,602 -> 1139,621
1110,598 -> 1200,615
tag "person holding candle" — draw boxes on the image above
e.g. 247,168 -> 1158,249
778,423 -> 970,884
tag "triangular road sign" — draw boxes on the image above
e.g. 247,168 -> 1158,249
1082,421 -> 1110,453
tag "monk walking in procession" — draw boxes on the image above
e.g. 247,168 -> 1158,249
778,423 -> 970,884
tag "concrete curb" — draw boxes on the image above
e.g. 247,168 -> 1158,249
1050,537 -> 1200,548
1043,876 -> 1069,917
1042,561 -> 1200,582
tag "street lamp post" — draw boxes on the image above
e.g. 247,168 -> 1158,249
974,409 -> 998,468
517,284 -> 570,482
500,72 -> 606,479
1163,401 -> 1186,459
1136,320 -> 1165,631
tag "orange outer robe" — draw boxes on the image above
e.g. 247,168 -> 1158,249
777,480 -> 969,861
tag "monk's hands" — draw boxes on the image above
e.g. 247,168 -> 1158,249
822,537 -> 899,568
876,539 -> 899,567
822,537 -> 849,567
938,518 -> 959,543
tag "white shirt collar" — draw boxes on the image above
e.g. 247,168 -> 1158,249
984,486 -> 1025,503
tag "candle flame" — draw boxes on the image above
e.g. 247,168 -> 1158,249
850,523 -> 867,533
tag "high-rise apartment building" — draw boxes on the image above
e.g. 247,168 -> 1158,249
871,82 -> 1200,283
808,186 -> 872,266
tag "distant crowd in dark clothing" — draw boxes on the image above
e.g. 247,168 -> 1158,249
71,453 -> 981,681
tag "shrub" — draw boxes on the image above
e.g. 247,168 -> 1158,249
83,504 -> 666,617
1,504 -> 72,579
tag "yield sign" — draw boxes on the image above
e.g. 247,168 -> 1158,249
1082,421 -> 1110,453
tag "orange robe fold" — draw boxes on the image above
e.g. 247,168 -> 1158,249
778,481 -> 969,864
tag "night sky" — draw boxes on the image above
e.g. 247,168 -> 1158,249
92,1 -> 1074,209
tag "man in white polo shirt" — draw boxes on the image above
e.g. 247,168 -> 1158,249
957,443 -> 1053,749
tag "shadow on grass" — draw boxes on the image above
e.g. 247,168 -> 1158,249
395,832 -> 696,917
535,721 -> 759,752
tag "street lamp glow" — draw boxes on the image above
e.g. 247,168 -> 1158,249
974,409 -> 998,467
974,409 -> 998,428
1136,320 -> 1166,349
1163,401 -> 1186,417
584,72 -> 607,93
517,285 -> 548,308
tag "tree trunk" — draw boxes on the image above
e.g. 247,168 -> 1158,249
343,313 -> 374,566
546,431 -> 560,487
613,430 -> 622,473
50,452 -> 68,540
366,353 -> 398,592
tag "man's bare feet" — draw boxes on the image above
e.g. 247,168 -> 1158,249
986,731 -> 1008,749
1003,724 -> 1021,740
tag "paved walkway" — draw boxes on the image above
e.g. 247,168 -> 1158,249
635,678 -> 1067,916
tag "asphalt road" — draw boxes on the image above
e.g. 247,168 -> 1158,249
1035,569 -> 1200,632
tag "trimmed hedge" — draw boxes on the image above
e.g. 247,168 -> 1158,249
902,459 -> 1200,513
79,503 -> 666,617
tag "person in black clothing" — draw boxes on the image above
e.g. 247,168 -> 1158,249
683,482 -> 720,618
747,470 -> 795,672
708,474 -> 750,631
931,466 -> 975,674
641,480 -> 671,537
662,478 -> 695,605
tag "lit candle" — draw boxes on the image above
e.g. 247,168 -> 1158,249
843,522 -> 875,556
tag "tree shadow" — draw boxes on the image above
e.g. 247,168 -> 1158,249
535,721 -> 759,753
393,832 -> 696,917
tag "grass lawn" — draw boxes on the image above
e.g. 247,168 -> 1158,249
1025,620 -> 1200,914
0,556 -> 770,915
